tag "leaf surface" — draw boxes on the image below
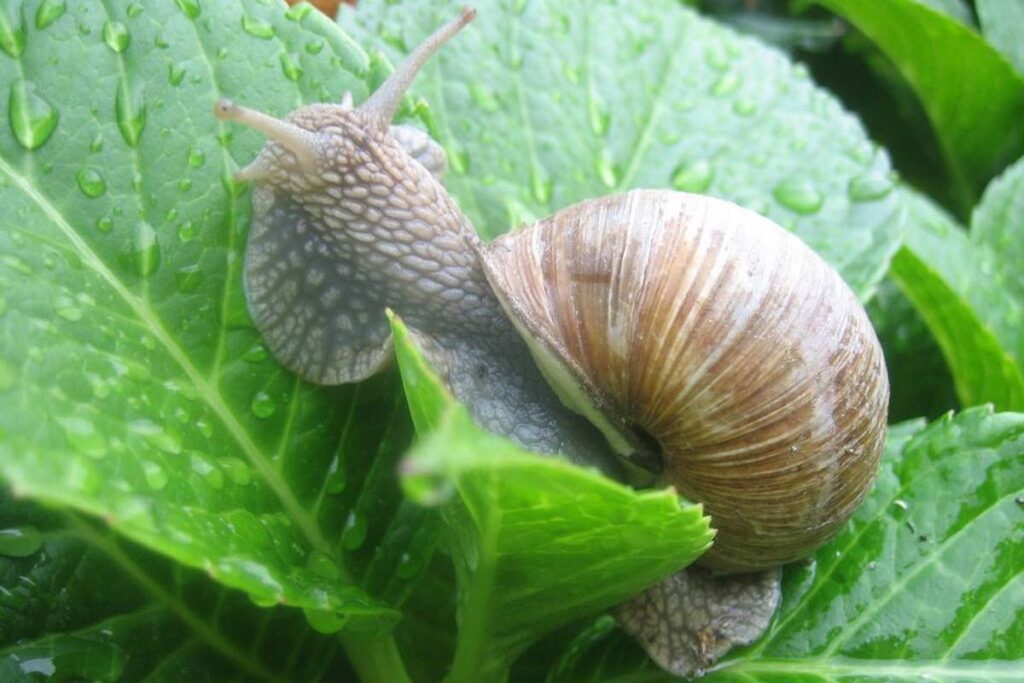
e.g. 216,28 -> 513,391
0,0 -> 429,631
815,0 -> 1024,205
515,410 -> 1024,681
345,0 -> 901,300
389,315 -> 713,681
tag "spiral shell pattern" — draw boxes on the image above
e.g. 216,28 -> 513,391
480,190 -> 889,571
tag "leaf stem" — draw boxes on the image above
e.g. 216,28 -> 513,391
339,632 -> 412,683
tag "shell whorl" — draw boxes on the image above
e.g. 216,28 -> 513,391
480,189 -> 889,572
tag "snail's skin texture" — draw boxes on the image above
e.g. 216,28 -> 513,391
480,191 -> 889,572
216,7 -> 888,680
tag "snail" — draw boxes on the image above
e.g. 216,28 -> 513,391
214,6 -> 888,678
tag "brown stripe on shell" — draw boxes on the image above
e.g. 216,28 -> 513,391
481,190 -> 889,572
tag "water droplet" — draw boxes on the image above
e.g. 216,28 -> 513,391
250,391 -> 276,419
242,344 -> 267,362
115,80 -> 146,147
772,178 -> 823,215
174,0 -> 200,19
595,149 -> 617,188
562,63 -> 580,84
175,264 -> 203,293
218,457 -> 251,486
341,511 -> 367,551
588,95 -> 610,136
177,221 -> 196,242
469,83 -> 499,112
242,15 -> 274,39
53,293 -> 83,322
704,43 -> 729,71
168,64 -> 186,86
671,160 -> 714,193
0,4 -> 26,58
9,80 -> 59,150
285,3 -> 311,20
733,97 -> 757,116
0,526 -> 42,557
102,21 -> 129,53
711,73 -> 740,97
304,608 -> 347,634
307,551 -> 340,580
141,460 -> 168,491
531,165 -> 552,204
120,221 -> 160,277
59,416 -> 107,458
196,418 -> 213,438
279,51 -> 302,82
88,133 -> 103,153
324,457 -> 346,494
848,174 -> 894,202
76,168 -> 106,198
128,418 -> 182,454
305,38 -> 324,55
127,3 -> 144,18
96,216 -> 113,233
190,453 -> 224,489
448,147 -> 469,175
35,0 -> 66,29
1,253 -> 33,275
178,178 -> 192,192
216,46 -> 228,60
184,146 -> 205,169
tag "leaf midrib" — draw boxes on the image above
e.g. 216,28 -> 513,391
0,154 -> 330,559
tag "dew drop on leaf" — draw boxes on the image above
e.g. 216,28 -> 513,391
173,0 -> 200,20
177,221 -> 196,242
186,146 -> 205,168
121,221 -> 160,277
848,174 -> 894,202
250,390 -> 276,419
175,264 -> 203,293
324,457 -> 346,494
242,344 -> 268,362
35,0 -> 66,30
8,80 -> 59,150
711,72 -> 740,97
58,416 -> 107,458
126,3 -> 143,18
588,95 -> 610,137
341,511 -> 368,551
396,550 -> 427,579
671,159 -> 714,193
96,216 -> 113,233
178,178 -> 192,192
168,63 -> 186,86
0,4 -> 26,58
129,418 -> 182,455
733,97 -> 757,116
242,15 -> 274,39
279,51 -> 302,82
218,457 -> 251,486
0,526 -> 42,558
469,83 -> 500,112
102,21 -> 130,53
772,178 -> 823,215
305,608 -> 348,634
307,551 -> 341,580
190,453 -> 224,489
141,460 -> 168,491
531,164 -> 552,204
305,38 -> 324,55
53,293 -> 83,322
285,3 -> 311,21
595,149 -> 618,188
75,168 -> 106,198
1,253 -> 33,275
114,80 -> 146,147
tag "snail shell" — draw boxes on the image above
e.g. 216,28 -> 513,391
479,189 -> 889,572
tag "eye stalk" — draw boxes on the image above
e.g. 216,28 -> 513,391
214,97 -> 321,181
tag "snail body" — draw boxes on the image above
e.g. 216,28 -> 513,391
216,6 -> 888,676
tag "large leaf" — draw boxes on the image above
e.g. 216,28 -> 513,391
0,490 -> 352,682
345,0 -> 901,301
389,314 -> 713,681
0,0 -> 434,663
891,181 -> 1024,411
816,0 -> 1024,207
512,409 -> 1024,681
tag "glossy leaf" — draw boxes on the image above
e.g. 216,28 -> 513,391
977,0 -> 1024,75
515,409 -> 1024,681
0,0 -> 432,638
816,0 -> 1024,205
891,184 -> 1024,411
0,491 -> 351,682
389,315 -> 714,680
345,0 -> 902,301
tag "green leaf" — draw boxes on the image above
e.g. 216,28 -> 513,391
389,314 -> 713,681
0,0 -> 435,642
891,186 -> 1024,411
0,490 -> 350,682
977,0 -> 1024,75
346,0 -> 901,301
517,409 -> 1024,681
815,0 -> 1024,206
